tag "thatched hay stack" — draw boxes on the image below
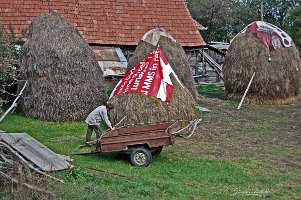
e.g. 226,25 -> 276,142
223,33 -> 301,104
127,34 -> 197,100
109,76 -> 196,128
19,13 -> 107,121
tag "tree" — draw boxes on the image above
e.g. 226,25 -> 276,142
187,0 -> 259,42
286,5 -> 301,50
241,0 -> 299,29
240,0 -> 300,50
187,0 -> 300,44
0,25 -> 22,113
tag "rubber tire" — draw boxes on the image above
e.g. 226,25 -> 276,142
152,147 -> 163,156
130,147 -> 152,167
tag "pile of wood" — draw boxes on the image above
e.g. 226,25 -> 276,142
0,141 -> 58,198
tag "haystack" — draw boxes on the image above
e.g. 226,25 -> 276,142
19,13 -> 107,121
127,29 -> 197,99
109,76 -> 196,127
223,32 -> 301,104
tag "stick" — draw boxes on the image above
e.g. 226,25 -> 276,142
173,119 -> 202,139
237,72 -> 255,110
0,171 -> 56,196
0,141 -> 65,183
1,148 -> 32,179
0,80 -> 27,122
71,151 -> 102,156
113,116 -> 126,129
0,154 -> 14,165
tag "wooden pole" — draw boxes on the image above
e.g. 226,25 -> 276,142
0,81 -> 27,122
237,72 -> 255,110
113,116 -> 126,129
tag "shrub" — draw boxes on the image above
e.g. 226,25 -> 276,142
0,25 -> 22,111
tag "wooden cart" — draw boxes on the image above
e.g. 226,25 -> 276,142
95,121 -> 181,167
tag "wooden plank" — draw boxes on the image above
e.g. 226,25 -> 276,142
18,133 -> 72,166
0,133 -> 71,171
0,133 -> 68,171
0,133 -> 70,171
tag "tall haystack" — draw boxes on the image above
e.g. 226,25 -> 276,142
109,46 -> 196,128
127,28 -> 197,99
223,22 -> 301,104
19,13 -> 107,121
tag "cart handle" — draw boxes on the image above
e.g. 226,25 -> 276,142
173,118 -> 202,139
165,121 -> 181,135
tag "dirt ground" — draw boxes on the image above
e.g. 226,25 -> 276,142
177,94 -> 301,174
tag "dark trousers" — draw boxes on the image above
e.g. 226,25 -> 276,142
86,124 -> 102,143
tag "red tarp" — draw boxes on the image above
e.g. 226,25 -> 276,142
241,21 -> 293,50
110,47 -> 182,102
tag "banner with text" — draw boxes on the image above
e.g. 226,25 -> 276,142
110,47 -> 179,102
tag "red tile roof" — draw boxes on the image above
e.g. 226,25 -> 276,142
0,0 -> 206,47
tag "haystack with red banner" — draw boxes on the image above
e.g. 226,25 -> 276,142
127,28 -> 197,100
223,21 -> 301,104
108,47 -> 196,127
240,21 -> 293,50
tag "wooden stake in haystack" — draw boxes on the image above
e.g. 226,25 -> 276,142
223,21 -> 301,105
109,47 -> 196,128
19,13 -> 108,121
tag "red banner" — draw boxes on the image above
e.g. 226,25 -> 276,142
242,21 -> 293,50
110,47 -> 176,102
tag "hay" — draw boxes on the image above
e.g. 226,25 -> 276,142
127,36 -> 197,99
109,76 -> 196,128
19,13 -> 107,121
223,33 -> 301,104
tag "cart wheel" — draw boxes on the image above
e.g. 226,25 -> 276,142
152,147 -> 163,156
130,147 -> 152,167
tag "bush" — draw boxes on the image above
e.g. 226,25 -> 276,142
0,25 -> 22,109
104,84 -> 112,96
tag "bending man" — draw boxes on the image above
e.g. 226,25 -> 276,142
85,102 -> 115,144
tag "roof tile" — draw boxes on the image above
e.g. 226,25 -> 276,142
0,0 -> 206,46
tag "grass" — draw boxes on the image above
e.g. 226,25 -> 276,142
196,84 -> 224,95
0,113 -> 300,199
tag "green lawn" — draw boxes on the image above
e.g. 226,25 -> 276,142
1,112 -> 299,200
196,84 -> 224,95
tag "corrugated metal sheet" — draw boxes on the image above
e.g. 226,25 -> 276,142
92,46 -> 127,76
